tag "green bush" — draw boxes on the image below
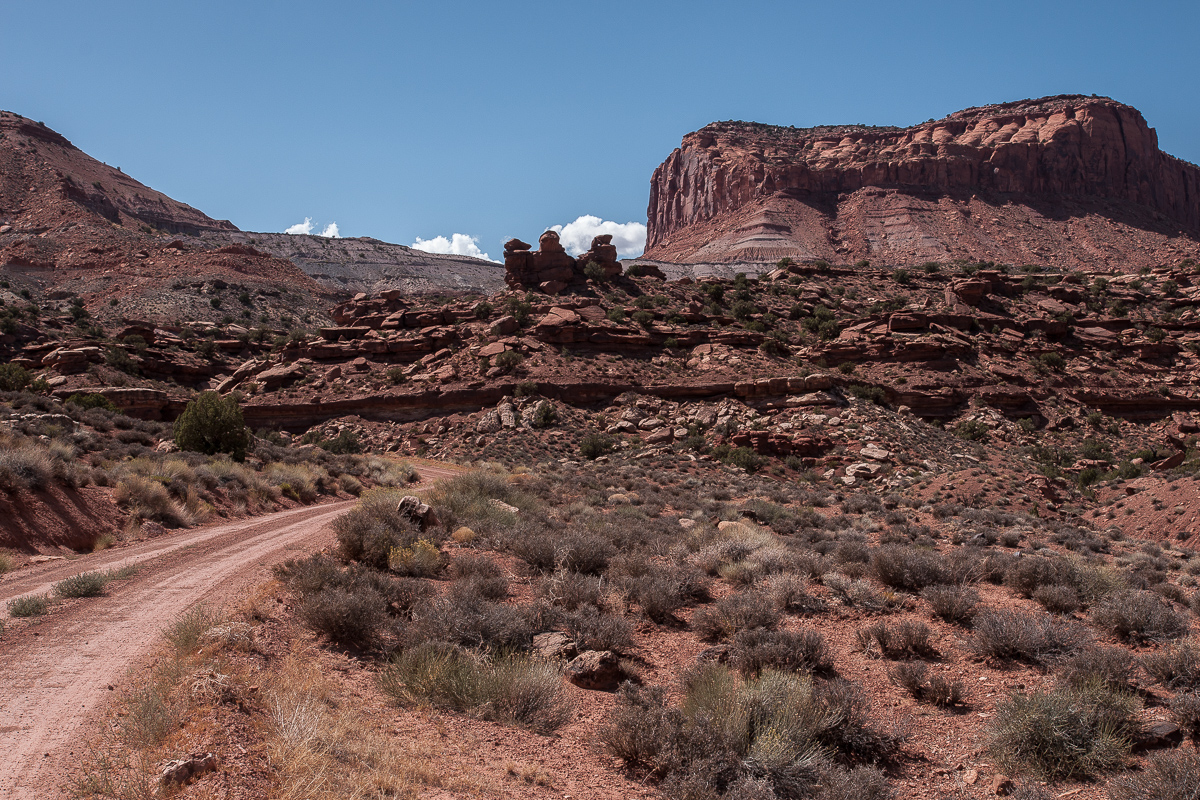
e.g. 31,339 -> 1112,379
473,301 -> 493,320
66,393 -> 119,412
53,571 -> 110,598
580,433 -> 614,460
0,363 -> 32,392
8,594 -> 50,617
493,350 -> 523,373
173,391 -> 250,461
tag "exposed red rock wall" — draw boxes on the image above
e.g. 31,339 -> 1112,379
646,96 -> 1200,268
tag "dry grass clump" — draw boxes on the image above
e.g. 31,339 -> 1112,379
601,664 -> 896,798
1058,645 -> 1135,692
1140,637 -> 1200,689
113,474 -> 193,527
971,609 -> 1091,665
887,662 -> 963,707
729,628 -> 834,675
856,620 -> 937,660
1168,691 -> 1200,739
1108,748 -> 1200,800
694,591 -> 780,641
822,572 -> 893,611
921,584 -> 979,624
987,682 -> 1139,779
263,650 -> 490,800
871,544 -> 949,591
1091,590 -> 1190,643
378,643 -> 572,733
1031,583 -> 1080,614
0,430 -> 53,491
426,468 -> 533,537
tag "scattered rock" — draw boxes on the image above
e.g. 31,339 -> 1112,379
565,650 -> 622,690
160,753 -> 217,788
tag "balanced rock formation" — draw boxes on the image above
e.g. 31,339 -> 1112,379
504,231 -> 576,293
576,234 -> 623,280
645,95 -> 1200,270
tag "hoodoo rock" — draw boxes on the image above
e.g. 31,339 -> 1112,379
505,231 -> 579,294
576,234 -> 622,280
645,95 -> 1200,269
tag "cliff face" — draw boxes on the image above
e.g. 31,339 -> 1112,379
645,96 -> 1200,268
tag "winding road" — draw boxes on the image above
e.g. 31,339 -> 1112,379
0,460 -> 463,799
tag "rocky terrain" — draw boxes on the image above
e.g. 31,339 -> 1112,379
646,96 -> 1200,269
3,95 -> 1200,800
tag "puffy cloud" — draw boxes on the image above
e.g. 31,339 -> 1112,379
410,233 -> 495,262
549,215 -> 646,258
285,217 -> 314,235
284,217 -> 340,237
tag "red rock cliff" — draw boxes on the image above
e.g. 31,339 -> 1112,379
645,96 -> 1200,268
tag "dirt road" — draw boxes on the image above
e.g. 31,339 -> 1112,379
0,459 -> 464,798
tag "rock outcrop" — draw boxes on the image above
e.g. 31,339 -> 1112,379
645,95 -> 1200,269
504,231 -> 625,293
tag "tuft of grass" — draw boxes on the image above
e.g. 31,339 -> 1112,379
163,605 -> 219,656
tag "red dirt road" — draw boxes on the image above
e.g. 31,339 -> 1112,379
0,460 -> 465,799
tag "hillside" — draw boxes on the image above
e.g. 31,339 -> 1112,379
645,95 -> 1200,269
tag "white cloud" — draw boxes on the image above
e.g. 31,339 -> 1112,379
410,233 -> 495,262
285,217 -> 314,235
549,215 -> 647,258
284,217 -> 340,237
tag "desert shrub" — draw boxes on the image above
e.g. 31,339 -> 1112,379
1092,590 -> 1189,643
715,446 -> 764,473
856,620 -> 937,659
53,571 -> 109,598
971,609 -> 1091,665
539,568 -> 600,610
602,666 -> 895,798
1168,691 -> 1200,739
449,554 -> 509,600
767,573 -> 825,615
426,469 -> 530,536
300,584 -> 388,647
405,594 -> 538,652
1108,748 -> 1200,800
564,606 -> 634,652
337,473 -> 363,495
317,429 -> 362,454
113,474 -> 189,526
1004,555 -> 1075,597
922,585 -> 979,625
1141,637 -> 1200,689
618,562 -> 709,623
579,433 -> 614,460
693,592 -> 779,641
0,435 -> 52,491
887,662 -> 962,707
173,391 -> 250,461
988,683 -> 1138,779
872,545 -> 948,591
379,643 -> 571,733
816,766 -> 893,800
822,572 -> 890,611
8,594 -> 50,617
332,489 -> 423,569
0,363 -> 31,392
388,538 -> 443,577
1059,646 -> 1134,692
1032,584 -> 1080,615
510,529 -> 614,575
730,628 -> 833,675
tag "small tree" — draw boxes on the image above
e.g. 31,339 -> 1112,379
174,391 -> 250,461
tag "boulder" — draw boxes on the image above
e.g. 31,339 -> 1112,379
532,631 -> 577,661
160,753 -> 217,788
396,496 -> 437,531
565,650 -> 622,690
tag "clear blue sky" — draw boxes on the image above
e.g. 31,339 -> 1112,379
3,1 -> 1197,259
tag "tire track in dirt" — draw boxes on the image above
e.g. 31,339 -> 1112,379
0,502 -> 355,798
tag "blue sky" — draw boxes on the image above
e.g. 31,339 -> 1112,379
3,1 -> 1197,259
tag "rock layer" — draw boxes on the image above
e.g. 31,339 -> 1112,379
645,95 -> 1200,269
